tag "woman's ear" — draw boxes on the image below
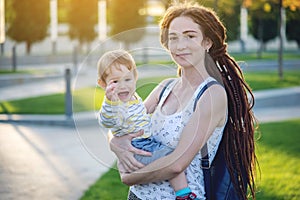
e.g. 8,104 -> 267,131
203,37 -> 213,51
97,78 -> 106,89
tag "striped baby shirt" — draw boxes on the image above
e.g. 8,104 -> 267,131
98,93 -> 152,139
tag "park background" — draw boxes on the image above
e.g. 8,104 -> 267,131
0,0 -> 300,200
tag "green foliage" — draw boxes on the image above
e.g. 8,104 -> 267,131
6,0 -> 49,54
4,0 -> 14,24
219,3 -> 241,41
57,0 -> 71,23
198,0 -> 241,41
68,0 -> 98,44
109,0 -> 147,48
249,1 -> 279,44
286,8 -> 300,48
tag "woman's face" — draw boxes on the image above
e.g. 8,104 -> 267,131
168,16 -> 208,69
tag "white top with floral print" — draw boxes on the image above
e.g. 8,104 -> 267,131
130,77 -> 227,200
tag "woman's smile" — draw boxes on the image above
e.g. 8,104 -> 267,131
176,52 -> 191,57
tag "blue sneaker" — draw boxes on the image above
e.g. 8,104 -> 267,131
176,192 -> 200,200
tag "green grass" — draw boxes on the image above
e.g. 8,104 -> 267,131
255,119 -> 300,200
0,69 -> 58,75
1,71 -> 300,114
80,164 -> 129,200
80,119 -> 300,200
231,51 -> 300,61
244,70 -> 300,91
0,93 -> 66,114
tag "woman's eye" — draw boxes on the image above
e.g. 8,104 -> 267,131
113,80 -> 118,83
187,35 -> 196,39
169,36 -> 178,41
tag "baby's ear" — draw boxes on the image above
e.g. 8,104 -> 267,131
97,79 -> 106,89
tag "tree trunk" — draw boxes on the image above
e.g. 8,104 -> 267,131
278,0 -> 284,80
257,19 -> 263,59
26,42 -> 31,55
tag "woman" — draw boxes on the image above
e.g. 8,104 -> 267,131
109,2 -> 257,200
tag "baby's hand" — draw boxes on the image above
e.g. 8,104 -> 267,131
106,80 -> 118,101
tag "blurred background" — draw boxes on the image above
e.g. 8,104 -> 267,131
0,1 -> 299,200
0,0 -> 299,59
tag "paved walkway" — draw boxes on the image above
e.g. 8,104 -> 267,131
0,122 -> 116,200
0,63 -> 300,200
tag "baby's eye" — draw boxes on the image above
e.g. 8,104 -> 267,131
113,80 -> 118,83
125,78 -> 132,82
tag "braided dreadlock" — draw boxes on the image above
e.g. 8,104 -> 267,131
160,2 -> 258,199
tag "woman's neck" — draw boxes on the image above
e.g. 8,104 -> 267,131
180,65 -> 209,89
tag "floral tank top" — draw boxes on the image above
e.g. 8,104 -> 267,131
130,77 -> 227,200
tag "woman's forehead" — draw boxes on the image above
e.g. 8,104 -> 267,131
169,16 -> 201,34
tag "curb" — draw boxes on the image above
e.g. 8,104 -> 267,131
0,114 -> 75,127
0,112 -> 98,127
0,72 -> 63,88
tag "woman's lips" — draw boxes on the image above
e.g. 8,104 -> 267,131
175,53 -> 191,58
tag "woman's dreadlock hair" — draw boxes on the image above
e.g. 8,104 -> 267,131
160,2 -> 258,199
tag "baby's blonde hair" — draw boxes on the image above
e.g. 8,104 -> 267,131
97,49 -> 137,84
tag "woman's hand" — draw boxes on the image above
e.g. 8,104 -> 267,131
109,130 -> 152,172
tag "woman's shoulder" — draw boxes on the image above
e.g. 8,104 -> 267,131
157,77 -> 179,96
159,77 -> 178,87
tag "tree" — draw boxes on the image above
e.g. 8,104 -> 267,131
213,0 -> 241,42
109,0 -> 147,49
161,0 -> 241,42
6,0 -> 49,54
189,0 -> 241,42
249,1 -> 279,58
68,0 -> 98,52
286,7 -> 300,48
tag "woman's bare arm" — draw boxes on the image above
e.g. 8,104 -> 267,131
120,85 -> 227,186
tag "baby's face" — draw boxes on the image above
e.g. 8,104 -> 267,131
105,64 -> 136,102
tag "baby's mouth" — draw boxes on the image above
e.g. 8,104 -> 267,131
118,91 -> 129,100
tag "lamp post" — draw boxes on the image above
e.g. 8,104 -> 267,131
278,0 -> 284,80
50,0 -> 58,54
98,0 -> 107,42
240,6 -> 248,53
0,0 -> 5,55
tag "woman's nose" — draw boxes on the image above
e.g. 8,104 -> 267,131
176,37 -> 187,50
